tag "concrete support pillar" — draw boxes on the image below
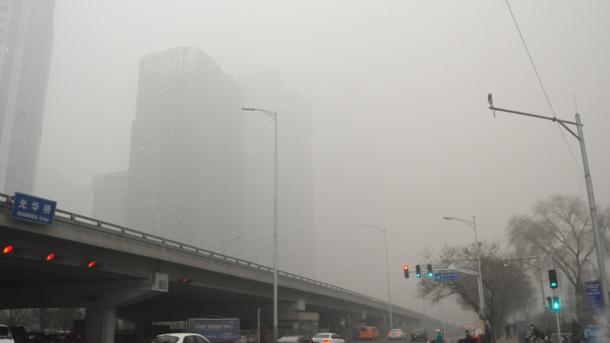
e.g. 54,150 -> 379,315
85,307 -> 117,343
84,273 -> 167,343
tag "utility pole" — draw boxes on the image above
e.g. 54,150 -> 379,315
487,95 -> 609,313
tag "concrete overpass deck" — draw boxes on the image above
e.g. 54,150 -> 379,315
0,192 -> 444,342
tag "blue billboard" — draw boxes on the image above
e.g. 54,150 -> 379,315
11,192 -> 57,225
187,318 -> 240,343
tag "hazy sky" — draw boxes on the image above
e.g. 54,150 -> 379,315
37,1 -> 610,324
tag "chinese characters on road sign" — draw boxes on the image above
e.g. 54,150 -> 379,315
11,192 -> 56,224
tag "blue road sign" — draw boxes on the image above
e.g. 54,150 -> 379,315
11,192 -> 56,225
434,272 -> 460,282
584,279 -> 603,314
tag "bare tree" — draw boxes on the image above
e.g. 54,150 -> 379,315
0,309 -> 36,327
419,242 -> 534,339
506,195 -> 610,322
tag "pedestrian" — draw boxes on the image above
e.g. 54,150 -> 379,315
485,322 -> 493,343
571,319 -> 581,343
515,322 -> 526,343
506,324 -> 512,340
526,325 -> 546,343
436,329 -> 445,343
461,330 -> 475,343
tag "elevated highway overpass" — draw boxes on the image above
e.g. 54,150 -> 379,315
0,193 -> 444,343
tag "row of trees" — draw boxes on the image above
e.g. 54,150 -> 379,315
418,195 -> 610,336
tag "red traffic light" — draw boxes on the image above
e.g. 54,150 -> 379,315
87,260 -> 98,268
403,264 -> 410,278
3,245 -> 14,254
180,276 -> 192,284
45,252 -> 57,262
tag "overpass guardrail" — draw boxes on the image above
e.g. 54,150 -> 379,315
0,192 -> 411,313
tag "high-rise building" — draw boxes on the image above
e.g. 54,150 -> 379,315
0,0 -> 55,194
125,47 -> 245,251
239,72 -> 315,276
92,170 -> 128,226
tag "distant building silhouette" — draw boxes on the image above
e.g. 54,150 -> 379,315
239,72 -> 316,277
125,47 -> 245,250
92,170 -> 128,226
0,0 -> 55,194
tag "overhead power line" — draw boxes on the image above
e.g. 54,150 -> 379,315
503,0 -> 583,173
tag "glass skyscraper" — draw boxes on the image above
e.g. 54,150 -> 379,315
126,47 -> 245,251
0,0 -> 55,194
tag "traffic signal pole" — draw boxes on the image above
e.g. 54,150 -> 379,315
575,113 -> 610,309
488,96 -> 609,317
554,296 -> 561,343
550,266 -> 561,343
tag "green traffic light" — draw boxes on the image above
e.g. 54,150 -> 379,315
427,272 -> 433,278
416,273 -> 421,279
551,297 -> 561,312
548,269 -> 559,289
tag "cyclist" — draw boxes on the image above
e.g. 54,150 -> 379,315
526,325 -> 546,343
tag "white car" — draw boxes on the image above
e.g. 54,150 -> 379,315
311,333 -> 344,343
0,326 -> 14,343
154,333 -> 211,343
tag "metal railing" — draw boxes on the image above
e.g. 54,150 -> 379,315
0,192 -> 405,311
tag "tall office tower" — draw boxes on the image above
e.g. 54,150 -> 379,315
126,47 -> 245,251
239,73 -> 315,276
92,170 -> 128,226
0,0 -> 55,194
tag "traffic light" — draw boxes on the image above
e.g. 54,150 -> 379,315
551,296 -> 561,312
415,265 -> 422,278
548,269 -> 558,289
45,252 -> 57,262
403,264 -> 410,278
427,264 -> 433,278
86,260 -> 101,269
2,244 -> 22,256
3,244 -> 14,255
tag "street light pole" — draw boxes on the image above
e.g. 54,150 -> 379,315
442,216 -> 485,320
487,95 -> 609,311
471,216 -> 484,320
433,267 -> 485,331
242,107 -> 279,340
503,255 -> 549,328
362,224 -> 394,330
